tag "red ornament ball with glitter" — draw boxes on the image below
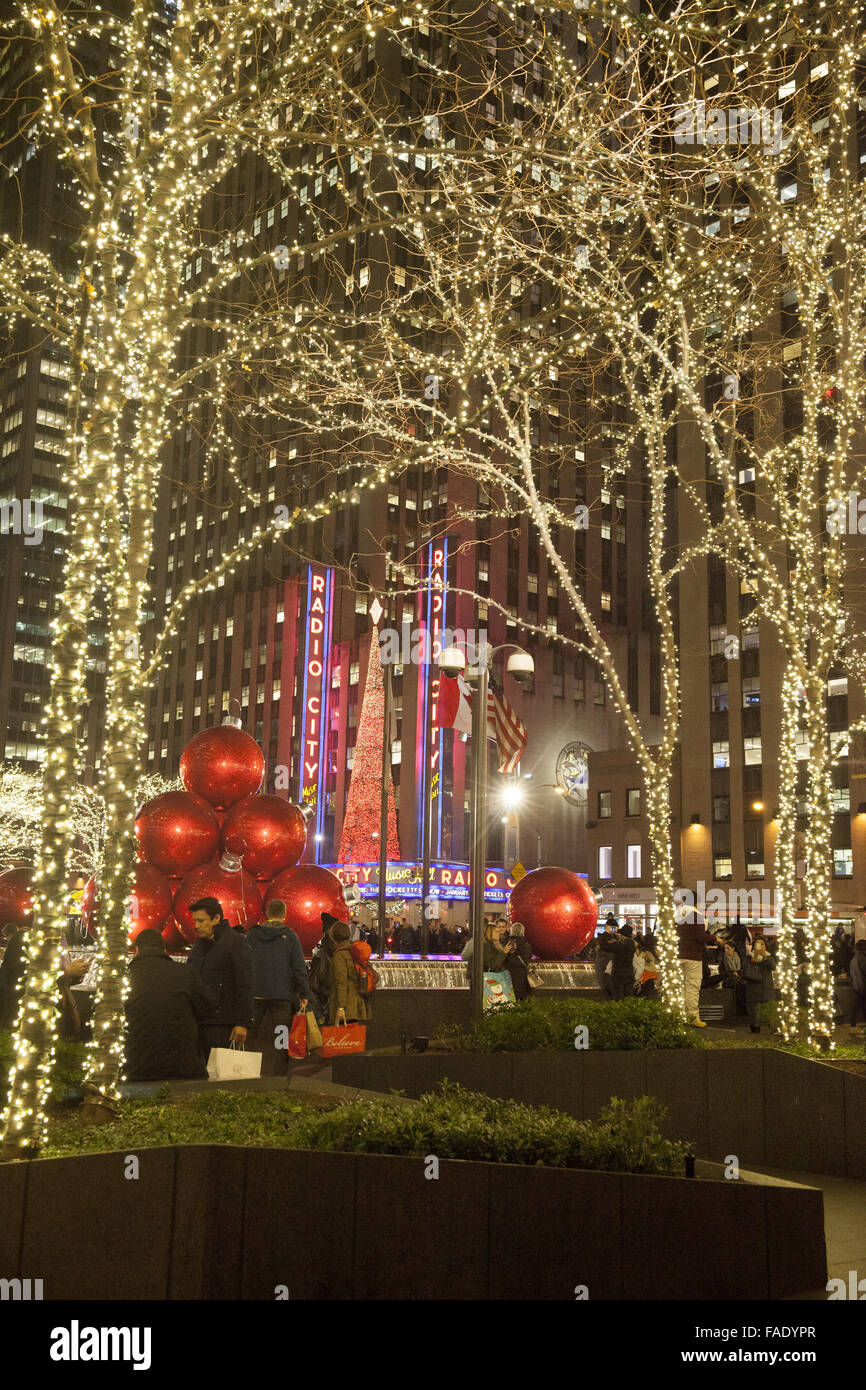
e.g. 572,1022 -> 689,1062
508,866 -> 598,960
220,795 -> 306,880
0,867 -> 33,929
162,917 -> 192,952
82,864 -> 174,944
264,864 -> 348,954
179,722 -> 265,812
173,855 -> 263,937
135,791 -> 220,877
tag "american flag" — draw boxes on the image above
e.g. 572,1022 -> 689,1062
486,684 -> 527,775
437,672 -> 527,772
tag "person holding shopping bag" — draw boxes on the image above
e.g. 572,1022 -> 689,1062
328,919 -> 368,1026
187,897 -> 254,1055
247,899 -> 310,1075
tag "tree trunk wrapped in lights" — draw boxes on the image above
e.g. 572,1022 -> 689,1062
244,3 -> 866,1043
0,0 -> 489,1148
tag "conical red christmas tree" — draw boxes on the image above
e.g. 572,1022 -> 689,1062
338,625 -> 401,863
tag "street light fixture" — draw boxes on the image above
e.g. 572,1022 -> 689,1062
500,780 -> 525,811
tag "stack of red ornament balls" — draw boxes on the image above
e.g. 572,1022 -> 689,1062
79,720 -> 348,953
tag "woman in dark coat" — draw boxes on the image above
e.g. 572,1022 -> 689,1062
743,936 -> 775,1033
481,920 -> 514,972
848,940 -> 866,1032
504,922 -> 533,1000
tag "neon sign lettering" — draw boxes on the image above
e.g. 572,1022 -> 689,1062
299,568 -> 334,849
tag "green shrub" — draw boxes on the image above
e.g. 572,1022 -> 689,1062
42,1084 -> 688,1175
43,1089 -> 315,1157
434,997 -> 700,1052
291,1082 -> 689,1175
0,1029 -> 86,1104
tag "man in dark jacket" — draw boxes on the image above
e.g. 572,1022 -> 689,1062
247,899 -> 310,1075
125,930 -> 217,1081
598,922 -> 637,1001
678,912 -> 718,1027
187,897 -> 254,1054
398,921 -> 419,952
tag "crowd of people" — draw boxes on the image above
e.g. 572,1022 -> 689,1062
587,912 -> 866,1035
589,912 -> 779,1029
124,896 -> 374,1081
1,903 -> 863,1072
0,896 -> 370,1083
364,918 -> 470,955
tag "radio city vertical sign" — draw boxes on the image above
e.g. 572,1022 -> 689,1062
415,538 -> 448,857
298,565 -> 334,861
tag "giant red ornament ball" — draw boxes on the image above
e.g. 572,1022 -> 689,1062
82,864 -> 174,944
135,791 -> 220,877
508,866 -> 598,960
264,864 -> 348,953
221,795 -> 306,880
0,867 -> 33,930
173,858 -> 263,937
180,723 -> 265,811
162,917 -> 192,952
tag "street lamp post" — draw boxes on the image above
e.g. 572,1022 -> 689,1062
375,535 -> 398,941
467,653 -> 489,1020
376,604 -> 392,939
440,640 -> 534,1020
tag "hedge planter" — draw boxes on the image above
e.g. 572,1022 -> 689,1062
0,1143 -> 825,1300
331,1048 -> 866,1180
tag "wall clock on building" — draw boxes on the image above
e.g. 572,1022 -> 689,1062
555,742 -> 590,806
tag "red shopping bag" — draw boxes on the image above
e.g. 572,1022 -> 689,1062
287,1011 -> 307,1059
318,1023 -> 366,1058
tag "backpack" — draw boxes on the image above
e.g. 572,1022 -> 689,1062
349,940 -> 380,998
308,936 -> 334,999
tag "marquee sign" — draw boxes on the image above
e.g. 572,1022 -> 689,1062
416,538 -> 448,857
298,565 -> 334,861
330,860 -> 518,903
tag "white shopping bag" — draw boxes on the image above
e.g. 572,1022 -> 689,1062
206,1043 -> 262,1080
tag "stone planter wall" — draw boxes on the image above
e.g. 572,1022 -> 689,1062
362,985 -> 739,1049
0,1142 -> 825,1300
331,1048 -> 866,1180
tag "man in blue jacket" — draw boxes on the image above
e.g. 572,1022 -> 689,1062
247,899 -> 310,1075
187,897 -> 254,1056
